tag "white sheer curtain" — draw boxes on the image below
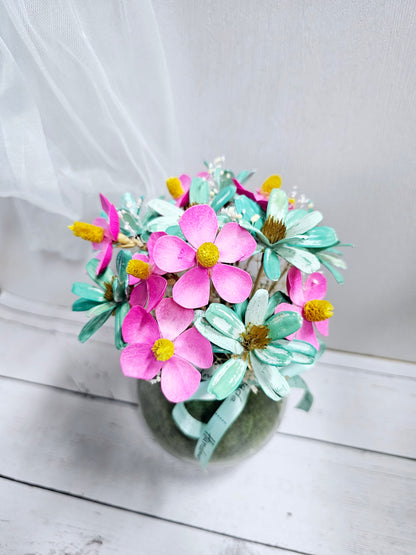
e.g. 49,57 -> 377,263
0,0 -> 181,256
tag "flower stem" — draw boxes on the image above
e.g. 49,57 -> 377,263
251,254 -> 264,295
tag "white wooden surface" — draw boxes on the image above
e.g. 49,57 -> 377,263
0,292 -> 415,554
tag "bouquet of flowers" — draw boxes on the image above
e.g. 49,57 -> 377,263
70,157 -> 348,466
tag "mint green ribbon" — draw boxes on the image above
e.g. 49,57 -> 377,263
172,382 -> 250,468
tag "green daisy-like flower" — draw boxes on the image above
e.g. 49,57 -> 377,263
194,289 -> 317,401
72,252 -> 131,349
238,189 -> 339,280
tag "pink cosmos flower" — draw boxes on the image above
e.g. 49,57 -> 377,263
152,205 -> 257,309
127,232 -> 167,312
167,172 -> 210,208
92,194 -> 120,275
275,267 -> 333,349
120,298 -> 213,402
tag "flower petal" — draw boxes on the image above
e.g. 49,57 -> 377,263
254,344 -> 292,367
304,272 -> 327,302
293,227 -> 338,248
173,266 -> 210,309
286,210 -> 323,237
120,343 -> 161,379
155,297 -> 194,340
250,353 -> 290,400
179,204 -> 218,248
205,303 -> 246,339
208,357 -> 247,400
161,355 -> 201,402
146,275 -> 167,312
122,306 -> 160,345
266,188 -> 288,222
100,194 -> 120,240
95,241 -> 113,275
296,320 -> 319,349
314,319 -> 329,336
129,281 -> 148,308
263,248 -> 281,281
215,222 -> 257,263
274,304 -> 302,340
274,245 -> 320,274
152,235 -> 196,272
194,316 -> 244,355
287,266 -> 306,306
146,231 -> 167,264
174,327 -> 213,368
273,339 -> 317,364
211,264 -> 252,304
267,310 -> 303,340
245,289 -> 269,326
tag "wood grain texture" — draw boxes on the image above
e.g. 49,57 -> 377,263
0,479 -> 292,555
0,377 -> 414,555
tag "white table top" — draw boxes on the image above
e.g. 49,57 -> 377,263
0,291 -> 415,555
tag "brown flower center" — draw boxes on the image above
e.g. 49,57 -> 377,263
240,323 -> 271,351
261,216 -> 287,244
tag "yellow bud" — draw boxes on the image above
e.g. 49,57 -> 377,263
166,177 -> 185,200
126,259 -> 152,280
152,338 -> 174,361
196,242 -> 220,268
303,300 -> 334,322
69,222 -> 104,243
260,175 -> 282,196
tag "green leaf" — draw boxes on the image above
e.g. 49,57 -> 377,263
208,357 -> 247,400
147,198 -> 183,217
236,169 -> 256,184
287,375 -> 313,411
72,282 -> 105,302
87,302 -> 115,318
78,307 -> 113,343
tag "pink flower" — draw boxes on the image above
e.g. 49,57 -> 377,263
152,205 -> 257,308
120,298 -> 213,402
166,172 -> 210,208
127,232 -> 167,312
92,194 -> 120,275
232,178 -> 268,211
275,267 -> 333,349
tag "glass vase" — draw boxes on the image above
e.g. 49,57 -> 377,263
137,379 -> 286,465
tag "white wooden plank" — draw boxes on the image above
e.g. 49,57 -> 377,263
0,479 -> 289,555
1,317 -> 415,458
0,378 -> 414,555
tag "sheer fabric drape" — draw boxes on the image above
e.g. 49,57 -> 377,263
0,0 -> 180,256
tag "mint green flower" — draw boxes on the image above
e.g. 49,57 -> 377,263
72,253 -> 131,349
195,289 -> 317,401
238,189 -> 339,280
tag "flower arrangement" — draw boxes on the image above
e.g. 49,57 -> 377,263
70,157 -> 349,466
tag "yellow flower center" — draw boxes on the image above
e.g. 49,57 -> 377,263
303,300 -> 334,322
240,324 -> 271,351
196,242 -> 220,268
261,216 -> 287,243
69,222 -> 104,243
260,175 -> 282,197
126,259 -> 152,280
152,338 -> 175,361
166,177 -> 185,200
